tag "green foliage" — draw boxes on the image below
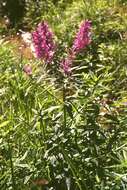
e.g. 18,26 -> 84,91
0,0 -> 127,190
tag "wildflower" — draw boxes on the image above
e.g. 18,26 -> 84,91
60,20 -> 91,75
72,20 -> 91,53
23,64 -> 32,76
60,58 -> 72,75
60,46 -> 76,75
32,21 -> 56,62
60,50 -> 75,75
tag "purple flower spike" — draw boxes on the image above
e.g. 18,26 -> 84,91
60,20 -> 91,75
72,20 -> 91,53
32,21 -> 56,62
60,49 -> 76,75
60,57 -> 72,75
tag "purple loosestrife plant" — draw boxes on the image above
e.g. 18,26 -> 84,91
60,57 -> 72,75
60,50 -> 76,75
31,20 -> 91,75
32,22 -> 56,63
72,20 -> 91,53
61,20 -> 91,75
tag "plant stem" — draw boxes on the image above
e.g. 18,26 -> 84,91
40,116 -> 46,141
8,138 -> 16,190
63,82 -> 66,129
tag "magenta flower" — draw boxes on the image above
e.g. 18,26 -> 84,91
60,50 -> 76,75
61,20 -> 91,75
72,20 -> 91,53
32,21 -> 56,62
60,58 -> 72,75
23,64 -> 32,76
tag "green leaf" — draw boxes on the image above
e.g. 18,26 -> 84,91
0,120 -> 10,128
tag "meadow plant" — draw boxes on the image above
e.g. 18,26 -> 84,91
72,20 -> 91,53
60,20 -> 91,75
22,20 -> 91,75
60,57 -> 72,75
32,21 -> 56,62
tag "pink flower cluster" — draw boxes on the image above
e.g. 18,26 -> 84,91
60,50 -> 75,75
32,22 -> 56,62
72,20 -> 91,53
61,20 -> 91,75
31,20 -> 91,75
60,57 -> 72,75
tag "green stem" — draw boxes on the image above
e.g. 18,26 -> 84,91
8,139 -> 16,190
39,112 -> 47,154
40,115 -> 46,141
63,83 -> 66,129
